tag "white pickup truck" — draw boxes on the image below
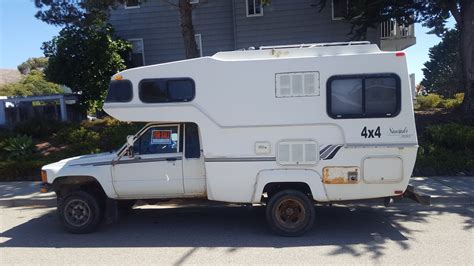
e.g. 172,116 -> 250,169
41,42 -> 420,236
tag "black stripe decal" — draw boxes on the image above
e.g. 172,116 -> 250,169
319,145 -> 332,154
114,157 -> 182,165
324,146 -> 342,160
320,145 -> 337,159
72,156 -> 182,166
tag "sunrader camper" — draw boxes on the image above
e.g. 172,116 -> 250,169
41,42 -> 419,236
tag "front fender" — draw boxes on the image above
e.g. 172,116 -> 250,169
252,169 -> 328,203
44,164 -> 117,199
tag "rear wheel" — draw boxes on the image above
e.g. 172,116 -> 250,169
58,191 -> 102,234
265,189 -> 315,236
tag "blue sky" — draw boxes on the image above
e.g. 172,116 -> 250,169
0,0 -> 456,85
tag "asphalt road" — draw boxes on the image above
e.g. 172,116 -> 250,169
0,204 -> 473,265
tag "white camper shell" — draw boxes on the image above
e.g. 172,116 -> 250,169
42,42 -> 419,236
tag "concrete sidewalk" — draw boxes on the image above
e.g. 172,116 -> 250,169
0,177 -> 473,207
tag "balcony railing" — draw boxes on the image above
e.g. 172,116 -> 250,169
380,19 -> 415,39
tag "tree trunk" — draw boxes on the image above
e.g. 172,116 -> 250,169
460,1 -> 474,115
178,0 -> 199,59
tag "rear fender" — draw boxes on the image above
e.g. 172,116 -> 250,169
252,169 -> 328,203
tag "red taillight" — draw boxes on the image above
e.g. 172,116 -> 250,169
394,190 -> 403,195
395,52 -> 405,57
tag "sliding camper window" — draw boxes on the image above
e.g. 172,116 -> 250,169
139,78 -> 195,103
327,74 -> 401,119
105,80 -> 133,103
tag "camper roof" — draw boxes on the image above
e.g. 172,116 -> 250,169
212,41 -> 382,61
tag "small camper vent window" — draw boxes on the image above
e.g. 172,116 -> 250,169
139,78 -> 195,103
277,140 -> 319,165
275,72 -> 320,98
105,80 -> 133,103
327,74 -> 401,119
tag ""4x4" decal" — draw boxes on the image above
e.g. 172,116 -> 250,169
361,126 -> 381,138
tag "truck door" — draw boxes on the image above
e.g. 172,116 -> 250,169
112,124 -> 184,197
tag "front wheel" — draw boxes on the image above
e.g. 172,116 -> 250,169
265,189 -> 315,236
58,191 -> 102,234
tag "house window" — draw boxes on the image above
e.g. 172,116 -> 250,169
139,78 -> 195,103
332,0 -> 348,20
129,39 -> 145,67
125,0 -> 141,9
327,74 -> 401,119
195,34 -> 203,57
246,0 -> 263,17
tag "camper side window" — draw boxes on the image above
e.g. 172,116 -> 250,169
328,74 -> 400,119
139,78 -> 195,103
105,80 -> 133,103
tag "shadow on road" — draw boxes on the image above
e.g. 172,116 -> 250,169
1,204 -> 472,260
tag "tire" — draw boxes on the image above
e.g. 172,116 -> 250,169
265,189 -> 315,237
58,191 -> 102,234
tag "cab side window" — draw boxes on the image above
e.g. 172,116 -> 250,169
185,123 -> 201,158
134,126 -> 179,155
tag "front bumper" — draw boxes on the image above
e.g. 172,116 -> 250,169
40,182 -> 53,193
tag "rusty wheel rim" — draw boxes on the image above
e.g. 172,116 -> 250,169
274,198 -> 306,229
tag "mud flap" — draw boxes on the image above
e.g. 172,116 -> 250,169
105,198 -> 118,224
403,185 -> 431,205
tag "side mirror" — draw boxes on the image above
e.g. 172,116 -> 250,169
126,135 -> 135,158
126,135 -> 134,147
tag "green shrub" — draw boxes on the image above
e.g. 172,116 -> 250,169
416,93 -> 443,110
439,93 -> 464,109
64,127 -> 101,154
416,122 -> 474,175
424,123 -> 474,150
0,158 -> 44,180
2,135 -> 37,159
14,119 -> 68,139
415,93 -> 465,110
416,146 -> 474,174
99,120 -> 143,151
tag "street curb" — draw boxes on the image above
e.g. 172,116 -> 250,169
0,197 -> 56,207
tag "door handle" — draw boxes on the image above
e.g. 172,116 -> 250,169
166,157 -> 177,162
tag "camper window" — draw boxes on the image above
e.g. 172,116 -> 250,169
327,74 -> 400,119
139,78 -> 195,103
105,80 -> 133,103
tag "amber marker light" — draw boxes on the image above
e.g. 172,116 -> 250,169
41,170 -> 47,183
114,74 -> 123,80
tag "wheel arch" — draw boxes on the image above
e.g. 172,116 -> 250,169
52,175 -> 110,200
252,169 -> 328,203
